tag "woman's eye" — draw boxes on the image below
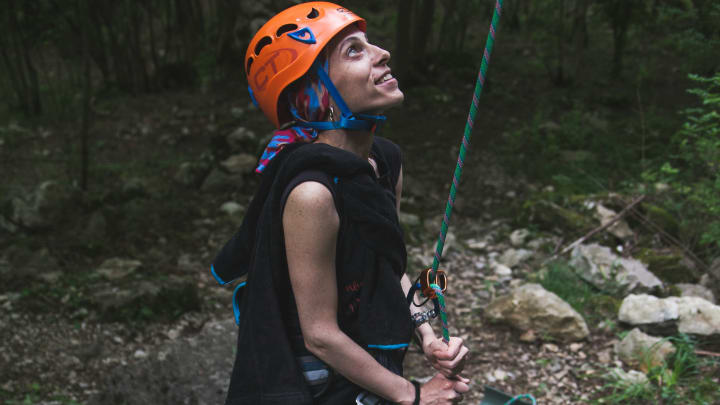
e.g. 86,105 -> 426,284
347,45 -> 360,56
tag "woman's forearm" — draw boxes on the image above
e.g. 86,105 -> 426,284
401,273 -> 437,344
304,325 -> 415,404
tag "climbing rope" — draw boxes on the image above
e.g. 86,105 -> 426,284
410,3 -> 536,404
505,394 -> 537,405
429,0 -> 503,344
412,3 -> 536,404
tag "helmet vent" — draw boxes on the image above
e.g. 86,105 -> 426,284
254,36 -> 272,56
307,8 -> 319,18
246,57 -> 253,74
276,24 -> 298,37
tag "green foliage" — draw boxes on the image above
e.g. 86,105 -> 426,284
644,73 -> 720,256
596,334 -> 720,404
501,104 -> 636,195
654,4 -> 720,74
538,260 -> 620,325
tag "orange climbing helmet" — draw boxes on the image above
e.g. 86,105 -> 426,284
245,2 -> 367,128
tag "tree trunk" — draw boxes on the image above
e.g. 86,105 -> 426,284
507,0 -> 522,31
0,35 -> 27,113
128,0 -> 149,91
436,0 -> 456,52
216,0 -> 242,69
555,0 -> 567,85
412,0 -> 435,68
572,0 -> 590,80
7,0 -> 42,114
146,2 -> 161,78
572,0 -> 590,49
80,0 -> 93,191
611,2 -> 632,77
394,0 -> 414,86
165,0 -> 175,63
21,39 -> 41,114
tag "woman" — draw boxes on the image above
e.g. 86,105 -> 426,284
211,3 -> 470,404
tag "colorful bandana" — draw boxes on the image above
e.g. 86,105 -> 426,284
255,61 -> 331,173
255,127 -> 317,173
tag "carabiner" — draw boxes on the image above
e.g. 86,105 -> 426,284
419,268 -> 447,299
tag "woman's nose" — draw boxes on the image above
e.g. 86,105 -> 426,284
373,45 -> 391,65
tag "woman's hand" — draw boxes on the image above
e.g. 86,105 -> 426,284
422,336 -> 470,380
399,373 -> 469,404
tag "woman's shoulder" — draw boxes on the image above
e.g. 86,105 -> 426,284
282,179 -> 340,231
280,169 -> 339,214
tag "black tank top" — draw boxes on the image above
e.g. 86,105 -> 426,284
278,137 -> 404,401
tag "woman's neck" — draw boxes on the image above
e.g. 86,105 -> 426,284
315,129 -> 373,159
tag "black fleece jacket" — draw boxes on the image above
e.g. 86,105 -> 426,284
213,138 -> 413,404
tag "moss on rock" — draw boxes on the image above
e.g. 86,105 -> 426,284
639,203 -> 680,237
636,248 -> 696,284
522,199 -> 594,233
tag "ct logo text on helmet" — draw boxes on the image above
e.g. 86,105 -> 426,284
253,48 -> 299,92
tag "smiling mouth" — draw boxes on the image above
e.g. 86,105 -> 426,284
375,73 -> 394,84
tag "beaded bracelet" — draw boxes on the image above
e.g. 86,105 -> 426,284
411,309 -> 437,328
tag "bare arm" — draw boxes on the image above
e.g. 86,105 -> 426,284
283,181 -> 415,403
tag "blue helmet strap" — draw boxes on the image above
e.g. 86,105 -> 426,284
289,60 -> 386,132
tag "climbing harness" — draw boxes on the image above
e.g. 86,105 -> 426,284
411,1 -> 537,404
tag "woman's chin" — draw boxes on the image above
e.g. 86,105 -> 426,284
362,94 -> 405,114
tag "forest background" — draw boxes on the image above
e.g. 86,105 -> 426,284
0,0 -> 719,403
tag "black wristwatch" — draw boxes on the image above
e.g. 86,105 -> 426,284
411,380 -> 421,405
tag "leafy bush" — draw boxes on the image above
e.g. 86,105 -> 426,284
538,260 -> 620,325
500,104 -> 638,195
597,334 -> 720,404
644,73 -> 720,257
655,4 -> 720,75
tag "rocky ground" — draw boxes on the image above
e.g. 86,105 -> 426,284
1,219 -> 618,405
2,87 -> 719,404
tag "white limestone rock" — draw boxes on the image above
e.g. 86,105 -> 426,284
676,283 -> 715,304
497,248 -> 533,268
618,294 -> 679,325
570,243 -> 663,292
594,203 -> 634,240
486,283 -> 589,342
619,294 -> 720,337
220,153 -> 257,174
97,258 -> 143,281
615,328 -> 675,369
509,229 -> 531,247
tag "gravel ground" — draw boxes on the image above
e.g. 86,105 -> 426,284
1,236 -> 625,405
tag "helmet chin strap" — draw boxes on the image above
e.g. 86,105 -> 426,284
289,60 -> 386,132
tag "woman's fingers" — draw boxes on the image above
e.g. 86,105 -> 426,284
432,337 -> 463,360
456,375 -> 470,384
453,380 -> 470,393
421,374 -> 471,405
427,338 -> 447,354
436,345 -> 469,374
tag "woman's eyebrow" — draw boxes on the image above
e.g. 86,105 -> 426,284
345,32 -> 369,45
